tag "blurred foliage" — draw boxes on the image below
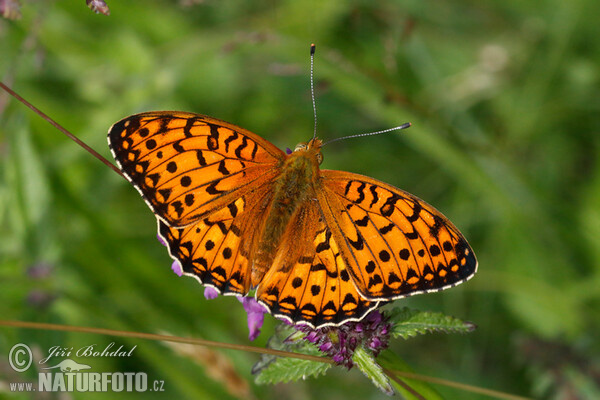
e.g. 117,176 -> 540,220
1,0 -> 599,399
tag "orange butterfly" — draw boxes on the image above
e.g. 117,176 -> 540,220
108,112 -> 477,328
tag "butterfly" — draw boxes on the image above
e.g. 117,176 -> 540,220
108,112 -> 477,328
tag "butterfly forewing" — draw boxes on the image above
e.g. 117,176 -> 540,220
318,170 -> 477,301
108,112 -> 284,227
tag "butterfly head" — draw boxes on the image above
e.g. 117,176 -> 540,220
292,138 -> 323,165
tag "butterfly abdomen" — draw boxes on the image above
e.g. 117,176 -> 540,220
251,148 -> 322,286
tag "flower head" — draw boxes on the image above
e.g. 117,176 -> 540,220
157,233 -> 168,247
238,297 -> 268,341
203,286 -> 219,300
291,310 -> 391,369
27,262 -> 53,280
26,289 -> 56,309
171,260 -> 183,276
157,234 -> 183,277
86,0 -> 110,15
0,0 -> 22,20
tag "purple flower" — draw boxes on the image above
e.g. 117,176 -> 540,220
157,234 -> 168,247
26,290 -> 56,309
157,235 -> 183,277
204,286 -> 219,300
291,310 -> 391,369
0,0 -> 22,20
285,147 -> 293,155
238,297 -> 268,341
27,262 -> 53,280
171,260 -> 183,277
86,0 -> 110,15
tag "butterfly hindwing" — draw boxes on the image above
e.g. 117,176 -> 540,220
108,112 -> 284,227
158,198 -> 250,295
318,170 -> 477,301
158,179 -> 278,296
256,201 -> 377,327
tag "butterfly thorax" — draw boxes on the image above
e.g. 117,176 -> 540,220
250,139 -> 323,286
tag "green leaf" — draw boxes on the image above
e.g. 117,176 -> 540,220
254,355 -> 332,385
387,307 -> 476,339
12,122 -> 51,227
253,324 -> 331,385
353,346 -> 394,396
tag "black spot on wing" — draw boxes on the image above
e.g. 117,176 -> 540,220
344,180 -> 353,196
355,215 -> 369,227
227,202 -> 238,217
430,215 -> 444,238
405,230 -> 419,240
183,117 -> 198,138
347,232 -> 364,250
399,248 -> 410,260
340,269 -> 350,282
406,200 -> 422,222
206,181 -> 224,195
379,223 -> 394,234
184,193 -> 194,206
316,230 -> 332,253
354,182 -> 366,204
158,117 -> 170,135
368,274 -> 383,289
235,136 -> 248,158
380,193 -> 401,217
145,139 -> 157,150
223,131 -> 239,153
218,160 -> 230,175
212,266 -> 227,280
196,150 -> 207,166
207,124 -> 219,150
342,293 -> 357,306
158,188 -> 172,202
173,141 -> 184,153
369,185 -> 379,207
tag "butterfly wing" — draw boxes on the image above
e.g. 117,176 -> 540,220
158,182 -> 277,295
255,200 -> 378,328
108,111 -> 284,227
109,112 -> 285,295
317,170 -> 477,301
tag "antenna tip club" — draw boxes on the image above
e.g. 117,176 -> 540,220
401,122 -> 412,129
310,44 -> 316,54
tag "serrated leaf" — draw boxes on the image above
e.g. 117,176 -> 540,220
254,356 -> 332,385
387,307 -> 476,339
251,324 -> 297,376
253,324 -> 332,385
353,346 -> 394,396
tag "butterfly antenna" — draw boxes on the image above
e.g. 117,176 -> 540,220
0,81 -> 126,179
310,43 -> 318,141
322,122 -> 412,146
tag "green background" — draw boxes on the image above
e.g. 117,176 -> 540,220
1,1 -> 599,398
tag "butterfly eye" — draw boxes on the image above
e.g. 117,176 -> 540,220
316,152 -> 323,164
294,143 -> 307,152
